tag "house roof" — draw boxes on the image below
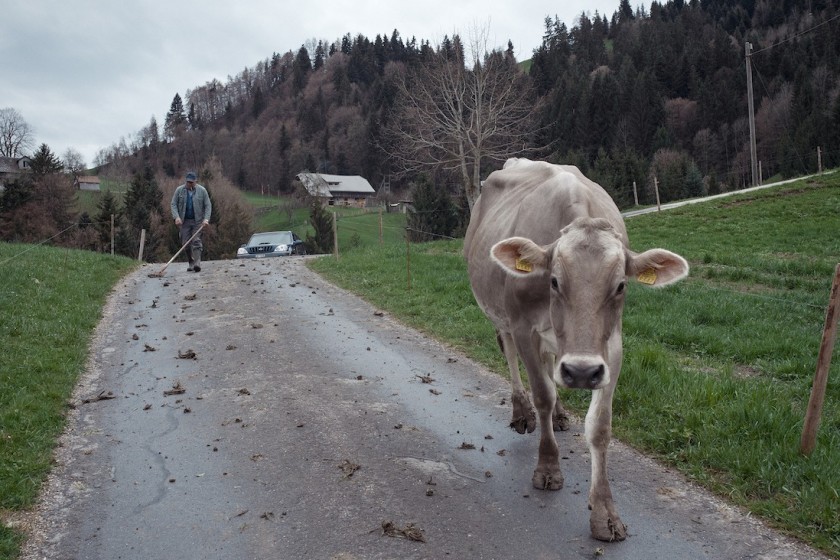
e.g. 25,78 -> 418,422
0,156 -> 30,174
76,175 -> 100,183
297,172 -> 375,197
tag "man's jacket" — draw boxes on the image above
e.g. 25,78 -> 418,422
170,183 -> 212,222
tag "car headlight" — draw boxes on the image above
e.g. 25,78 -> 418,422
237,247 -> 247,255
274,244 -> 289,252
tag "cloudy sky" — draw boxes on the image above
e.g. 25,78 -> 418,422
1,0 -> 620,167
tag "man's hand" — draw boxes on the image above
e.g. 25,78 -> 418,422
202,219 -> 210,226
175,218 -> 182,226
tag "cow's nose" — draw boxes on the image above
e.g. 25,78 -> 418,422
560,362 -> 605,389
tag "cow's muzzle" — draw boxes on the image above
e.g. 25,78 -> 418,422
556,356 -> 608,389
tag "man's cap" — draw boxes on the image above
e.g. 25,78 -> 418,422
185,171 -> 197,182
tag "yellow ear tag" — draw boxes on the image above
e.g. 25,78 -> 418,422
515,258 -> 533,273
637,268 -> 657,285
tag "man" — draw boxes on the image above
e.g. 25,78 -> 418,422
170,171 -> 212,272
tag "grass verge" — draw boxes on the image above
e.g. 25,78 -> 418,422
0,243 -> 137,558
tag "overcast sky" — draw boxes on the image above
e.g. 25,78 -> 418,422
1,0 -> 621,167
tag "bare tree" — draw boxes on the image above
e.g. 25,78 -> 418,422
0,107 -> 35,157
385,25 -> 540,211
62,147 -> 86,176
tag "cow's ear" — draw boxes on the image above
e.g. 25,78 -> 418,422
491,237 -> 548,276
627,248 -> 689,287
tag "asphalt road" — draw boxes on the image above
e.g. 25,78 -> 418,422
19,257 -> 829,560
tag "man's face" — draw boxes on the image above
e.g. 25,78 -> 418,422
186,180 -> 195,189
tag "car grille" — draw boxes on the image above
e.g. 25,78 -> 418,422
252,246 -> 274,253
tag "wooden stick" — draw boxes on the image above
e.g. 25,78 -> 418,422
800,263 -> 840,455
152,223 -> 205,277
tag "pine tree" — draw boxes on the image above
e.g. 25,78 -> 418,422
95,190 -> 122,253
305,199 -> 333,254
29,143 -> 63,176
406,175 -> 457,242
164,93 -> 186,141
122,166 -> 164,260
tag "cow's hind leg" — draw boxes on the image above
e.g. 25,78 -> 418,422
498,332 -> 536,434
586,387 -> 627,542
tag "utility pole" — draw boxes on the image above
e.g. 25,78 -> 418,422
745,42 -> 758,187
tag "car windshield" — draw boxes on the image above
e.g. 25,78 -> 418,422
249,232 -> 293,246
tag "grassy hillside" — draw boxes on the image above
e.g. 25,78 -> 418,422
310,173 -> 840,557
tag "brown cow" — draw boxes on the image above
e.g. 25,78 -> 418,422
464,158 -> 689,541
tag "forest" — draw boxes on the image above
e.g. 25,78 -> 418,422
98,0 -> 840,204
3,0 -> 840,256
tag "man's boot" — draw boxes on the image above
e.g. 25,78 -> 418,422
193,248 -> 202,272
186,247 -> 194,272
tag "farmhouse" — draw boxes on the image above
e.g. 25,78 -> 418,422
74,175 -> 101,191
296,172 -> 376,208
0,156 -> 31,190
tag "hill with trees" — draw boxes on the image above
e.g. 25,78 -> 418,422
93,0 -> 839,206
3,0 -> 839,254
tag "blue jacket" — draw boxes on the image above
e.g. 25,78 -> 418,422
171,183 -> 212,222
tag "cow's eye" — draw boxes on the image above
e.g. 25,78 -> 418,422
551,277 -> 559,290
616,281 -> 626,295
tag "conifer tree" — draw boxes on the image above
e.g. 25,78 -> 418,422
95,190 -> 122,253
30,143 -> 63,176
122,166 -> 164,260
305,199 -> 333,254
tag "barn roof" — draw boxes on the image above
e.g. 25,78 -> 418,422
296,172 -> 375,197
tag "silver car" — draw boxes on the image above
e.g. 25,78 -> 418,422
236,231 -> 306,258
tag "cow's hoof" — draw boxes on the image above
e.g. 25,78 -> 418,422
510,393 -> 537,434
553,403 -> 571,432
532,468 -> 564,490
590,511 -> 627,542
509,415 -> 536,434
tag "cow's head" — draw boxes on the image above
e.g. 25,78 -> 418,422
490,217 -> 688,390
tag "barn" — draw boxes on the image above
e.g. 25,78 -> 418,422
74,176 -> 101,191
296,172 -> 376,208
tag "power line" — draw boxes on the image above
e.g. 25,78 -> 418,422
751,12 -> 840,56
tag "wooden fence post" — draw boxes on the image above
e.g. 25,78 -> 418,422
379,208 -> 383,245
817,146 -> 823,174
406,232 -> 412,291
332,212 -> 338,258
653,177 -> 661,211
800,263 -> 840,455
633,181 -> 639,206
137,229 -> 146,261
110,214 -> 115,256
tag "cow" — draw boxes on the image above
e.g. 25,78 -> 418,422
463,158 -> 689,542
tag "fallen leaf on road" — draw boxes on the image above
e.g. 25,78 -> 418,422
416,374 -> 434,384
82,390 -> 116,404
381,521 -> 426,543
178,349 -> 196,359
164,382 -> 186,396
338,459 -> 360,478
144,344 -> 156,352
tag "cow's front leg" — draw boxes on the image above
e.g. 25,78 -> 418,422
498,332 -> 537,434
553,399 -> 571,432
544,353 -> 571,432
530,369 -> 563,490
586,388 -> 627,542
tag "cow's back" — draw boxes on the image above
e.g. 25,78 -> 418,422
464,159 -> 626,329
